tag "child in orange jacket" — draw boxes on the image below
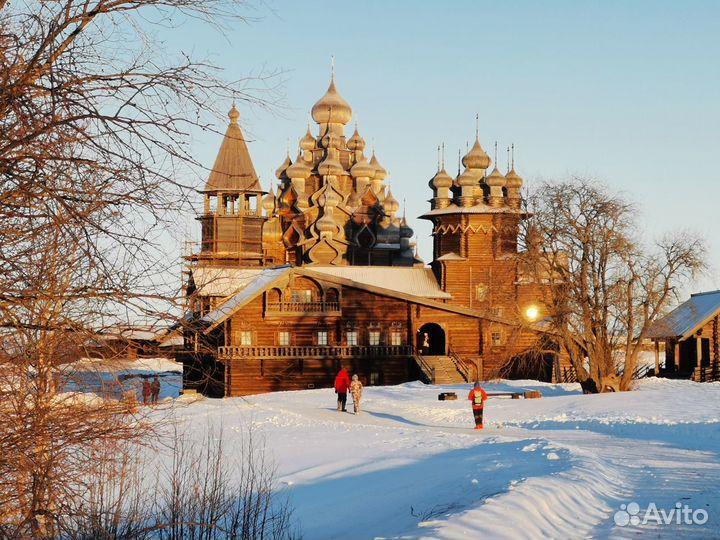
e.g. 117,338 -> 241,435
468,381 -> 488,430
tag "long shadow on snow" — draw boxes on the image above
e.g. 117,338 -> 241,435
286,438 -> 570,540
508,420 -> 720,455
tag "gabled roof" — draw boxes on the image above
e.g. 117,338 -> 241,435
205,106 -> 262,193
201,266 -> 292,332
197,265 -> 550,336
297,268 -> 516,323
647,290 -> 720,340
190,267 -> 266,297
305,266 -> 451,299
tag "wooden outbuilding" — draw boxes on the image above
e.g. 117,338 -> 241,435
647,290 -> 720,382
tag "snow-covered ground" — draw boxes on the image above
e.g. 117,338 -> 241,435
61,357 -> 182,400
154,378 -> 720,540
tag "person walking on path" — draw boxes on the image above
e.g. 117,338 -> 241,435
141,378 -> 151,405
150,375 -> 161,405
334,366 -> 351,412
468,381 -> 488,430
350,374 -> 363,414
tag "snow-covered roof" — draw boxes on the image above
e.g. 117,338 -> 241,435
201,266 -> 292,331
435,252 -> 467,261
190,267 -> 266,297
419,203 -> 526,218
647,290 -> 720,340
97,325 -> 170,342
306,266 -> 451,299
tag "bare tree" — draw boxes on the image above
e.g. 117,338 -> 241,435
0,1 -> 280,535
521,178 -> 705,392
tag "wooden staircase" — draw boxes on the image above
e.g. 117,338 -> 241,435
414,354 -> 470,384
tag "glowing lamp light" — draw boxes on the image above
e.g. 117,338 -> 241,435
525,305 -> 539,321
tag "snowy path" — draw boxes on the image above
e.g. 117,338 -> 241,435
166,379 -> 720,539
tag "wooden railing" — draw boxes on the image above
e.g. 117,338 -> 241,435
447,347 -> 471,383
219,345 -> 413,359
561,365 -> 578,383
265,301 -> 340,313
413,353 -> 435,384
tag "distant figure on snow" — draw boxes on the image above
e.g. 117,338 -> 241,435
468,381 -> 488,430
350,374 -> 363,414
150,375 -> 161,405
142,378 -> 151,405
334,366 -> 351,412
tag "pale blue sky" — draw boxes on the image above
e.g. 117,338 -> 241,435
168,1 -> 720,291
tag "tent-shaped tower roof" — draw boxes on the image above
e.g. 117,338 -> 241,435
204,105 -> 262,193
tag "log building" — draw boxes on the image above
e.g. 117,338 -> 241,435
180,73 -> 564,397
647,290 -> 720,382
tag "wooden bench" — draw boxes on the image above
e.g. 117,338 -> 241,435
486,391 -> 542,399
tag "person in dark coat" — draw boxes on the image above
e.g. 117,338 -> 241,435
141,378 -> 151,405
150,375 -> 161,405
334,367 -> 351,412
468,381 -> 488,430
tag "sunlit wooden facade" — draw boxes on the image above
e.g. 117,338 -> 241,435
180,75 -> 562,397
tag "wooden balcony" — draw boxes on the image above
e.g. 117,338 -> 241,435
264,301 -> 341,316
218,344 -> 413,359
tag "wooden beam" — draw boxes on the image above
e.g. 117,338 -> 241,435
697,336 -> 703,368
655,340 -> 660,376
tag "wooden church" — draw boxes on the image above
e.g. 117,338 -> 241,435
179,73 -> 564,397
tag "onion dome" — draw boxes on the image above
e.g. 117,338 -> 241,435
430,168 -> 453,189
317,148 -> 344,176
400,216 -> 414,238
275,153 -> 291,179
311,76 -> 352,125
485,166 -> 507,187
462,138 -> 491,170
351,154 -> 375,178
369,152 -> 387,180
347,127 -> 366,152
299,126 -> 316,151
318,184 -> 343,208
505,167 -> 524,189
285,152 -> 311,179
346,189 -> 362,209
457,167 -> 476,187
383,189 -> 400,215
315,210 -> 340,235
228,104 -> 240,123
262,187 -> 276,212
320,130 -> 343,150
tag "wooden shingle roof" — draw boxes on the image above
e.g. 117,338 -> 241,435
647,290 -> 720,340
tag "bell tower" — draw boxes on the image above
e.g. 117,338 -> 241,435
194,105 -> 266,267
421,130 -> 525,314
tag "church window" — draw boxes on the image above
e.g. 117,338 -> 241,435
317,330 -> 328,346
369,330 -> 381,346
240,331 -> 252,346
346,330 -> 358,346
278,331 -> 290,346
491,331 -> 503,346
475,285 -> 488,302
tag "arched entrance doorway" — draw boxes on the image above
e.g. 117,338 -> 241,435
417,323 -> 446,355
